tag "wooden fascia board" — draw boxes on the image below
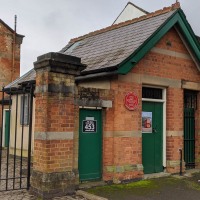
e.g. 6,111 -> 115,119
176,11 -> 200,57
117,10 -> 200,74
175,26 -> 200,71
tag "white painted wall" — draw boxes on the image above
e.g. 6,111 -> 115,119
114,3 -> 147,24
7,95 -> 35,157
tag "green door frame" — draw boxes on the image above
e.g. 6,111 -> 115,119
142,102 -> 163,174
142,86 -> 166,171
183,90 -> 197,169
79,108 -> 103,181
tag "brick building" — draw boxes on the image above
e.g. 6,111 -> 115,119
4,2 -> 200,199
0,18 -> 23,147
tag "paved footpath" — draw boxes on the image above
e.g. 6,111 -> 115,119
0,190 -> 88,200
0,189 -> 36,200
0,150 -> 88,200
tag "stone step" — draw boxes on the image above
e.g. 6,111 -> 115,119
76,190 -> 108,200
144,172 -> 171,179
79,181 -> 106,189
53,195 -> 87,200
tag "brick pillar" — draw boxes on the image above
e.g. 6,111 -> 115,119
166,88 -> 184,173
31,52 -> 85,199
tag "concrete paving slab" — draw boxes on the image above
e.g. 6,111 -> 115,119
79,181 -> 106,190
76,190 -> 108,200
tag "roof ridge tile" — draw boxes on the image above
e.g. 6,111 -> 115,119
70,2 -> 180,43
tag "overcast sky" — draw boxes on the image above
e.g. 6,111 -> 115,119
0,0 -> 199,75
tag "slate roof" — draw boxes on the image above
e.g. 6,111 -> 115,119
6,3 -> 186,89
5,69 -> 36,90
61,4 -> 179,74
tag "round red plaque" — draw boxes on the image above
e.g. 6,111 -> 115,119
124,92 -> 139,111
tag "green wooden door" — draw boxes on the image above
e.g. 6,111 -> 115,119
184,108 -> 195,168
5,110 -> 10,147
142,102 -> 163,174
79,109 -> 102,181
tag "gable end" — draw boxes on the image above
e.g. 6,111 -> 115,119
118,9 -> 200,74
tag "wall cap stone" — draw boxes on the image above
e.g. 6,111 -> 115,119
34,52 -> 86,75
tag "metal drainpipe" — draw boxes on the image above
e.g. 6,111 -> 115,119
179,148 -> 183,176
11,15 -> 17,82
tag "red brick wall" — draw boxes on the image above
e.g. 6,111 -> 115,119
0,22 -> 22,127
103,80 -> 143,181
132,27 -> 200,172
166,88 -> 184,172
0,22 -> 21,86
134,28 -> 200,81
102,27 -> 200,181
34,70 -> 75,173
34,140 -> 73,173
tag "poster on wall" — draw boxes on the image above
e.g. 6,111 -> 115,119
142,112 -> 152,133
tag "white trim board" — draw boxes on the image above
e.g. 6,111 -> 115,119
142,86 -> 167,168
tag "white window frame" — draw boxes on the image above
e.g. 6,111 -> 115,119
142,85 -> 167,168
20,95 -> 29,125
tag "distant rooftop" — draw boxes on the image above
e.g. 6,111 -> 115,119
113,2 -> 149,25
0,18 -> 24,38
5,69 -> 36,90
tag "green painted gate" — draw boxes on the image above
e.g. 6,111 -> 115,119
4,110 -> 10,147
142,102 -> 163,174
184,108 -> 195,168
79,109 -> 102,181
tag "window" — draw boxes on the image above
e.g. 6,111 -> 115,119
20,95 -> 29,125
142,87 -> 163,99
184,90 -> 197,109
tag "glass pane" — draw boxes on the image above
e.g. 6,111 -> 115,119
142,87 -> 162,99
184,90 -> 197,109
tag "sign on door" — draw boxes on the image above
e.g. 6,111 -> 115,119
82,117 -> 97,133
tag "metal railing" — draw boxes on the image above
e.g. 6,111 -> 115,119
0,83 -> 34,191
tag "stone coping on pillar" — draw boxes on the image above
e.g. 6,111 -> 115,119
35,84 -> 75,94
35,132 -> 74,140
34,52 -> 86,75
